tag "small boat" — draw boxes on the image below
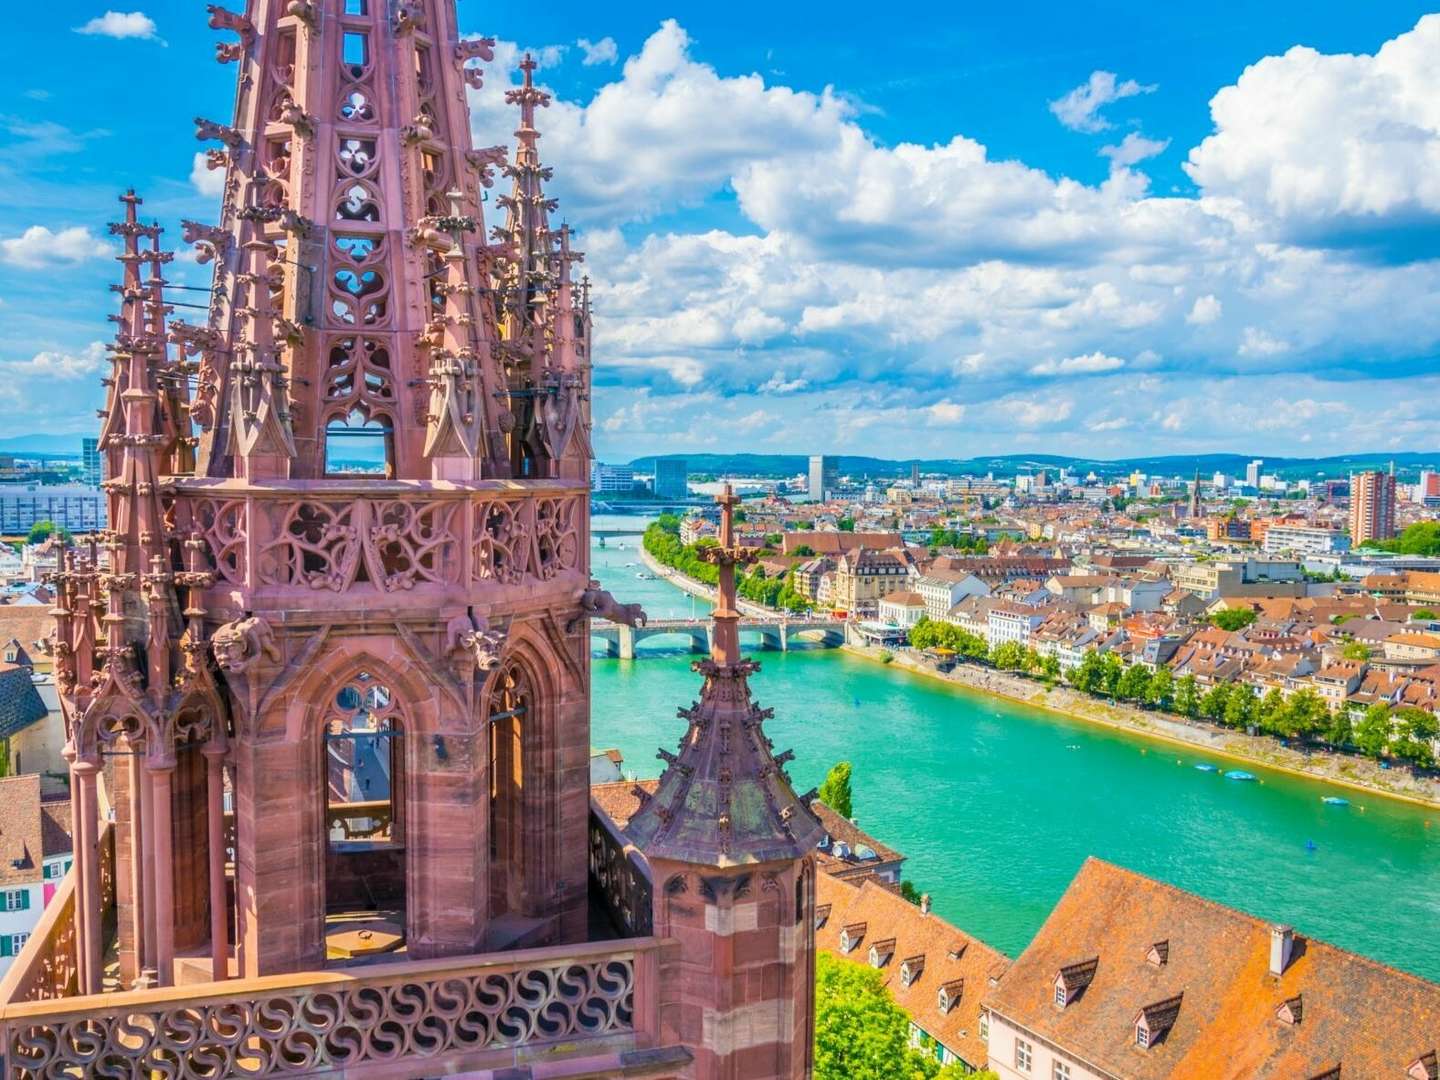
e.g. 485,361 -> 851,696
1194,763 -> 1218,772
1305,840 -> 1318,852
1066,744 -> 1080,751
1322,796 -> 1350,806
1224,770 -> 1256,782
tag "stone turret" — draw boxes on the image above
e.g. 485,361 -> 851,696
628,484 -> 824,1079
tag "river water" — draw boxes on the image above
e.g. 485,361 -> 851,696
588,516 -> 1440,981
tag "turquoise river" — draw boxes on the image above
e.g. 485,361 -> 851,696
588,516 -> 1440,982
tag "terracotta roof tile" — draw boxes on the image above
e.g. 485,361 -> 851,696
982,857 -> 1440,1079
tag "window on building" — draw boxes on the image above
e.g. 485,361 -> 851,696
1015,1038 -> 1033,1072
0,932 -> 29,957
978,1013 -> 989,1040
2,889 -> 29,912
1136,1025 -> 1150,1049
1053,1062 -> 1072,1080
1054,983 -> 1067,1008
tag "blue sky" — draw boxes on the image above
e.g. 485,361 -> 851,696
2,3 -> 1439,462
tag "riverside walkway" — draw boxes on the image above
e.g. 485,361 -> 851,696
591,615 -> 847,659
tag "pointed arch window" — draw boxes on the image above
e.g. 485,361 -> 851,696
325,408 -> 393,477
325,673 -> 403,849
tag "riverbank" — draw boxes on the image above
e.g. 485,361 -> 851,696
845,641 -> 1440,810
638,545 -> 773,617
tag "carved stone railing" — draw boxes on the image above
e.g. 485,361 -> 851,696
325,799 -> 393,842
0,823 -> 115,1007
169,478 -> 586,598
589,802 -> 653,938
0,936 -> 663,1078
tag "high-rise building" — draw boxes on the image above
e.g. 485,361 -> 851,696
653,457 -> 688,498
1246,459 -> 1263,488
591,461 -> 636,493
1350,470 -> 1397,545
24,9 -> 818,1078
809,453 -> 837,501
80,437 -> 101,487
1417,469 -> 1440,507
910,462 -> 921,486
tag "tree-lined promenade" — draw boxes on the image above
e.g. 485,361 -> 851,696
643,513 -> 813,611
907,616 -> 1439,772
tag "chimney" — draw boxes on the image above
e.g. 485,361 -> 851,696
1269,924 -> 1294,976
920,893 -> 931,916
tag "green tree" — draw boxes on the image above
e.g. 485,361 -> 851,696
1223,687 -> 1256,729
1069,650 -> 1106,695
1412,609 -> 1437,621
814,953 -> 946,1080
818,761 -> 854,819
1256,689 -> 1288,736
837,516 -> 856,532
1283,689 -> 1328,741
1146,667 -> 1175,711
992,641 -> 1027,671
1116,663 -> 1152,703
1039,652 -> 1061,682
1392,707 -> 1438,769
26,520 -> 71,546
1354,703 -> 1392,759
1341,641 -> 1372,662
1200,683 -> 1231,723
1100,651 -> 1125,698
1324,708 -> 1353,748
1210,608 -> 1257,632
793,545 -> 817,557
1174,674 -> 1200,718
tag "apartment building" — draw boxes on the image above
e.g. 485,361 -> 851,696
1171,558 -> 1305,600
0,775 -> 72,977
1350,470 -> 1397,545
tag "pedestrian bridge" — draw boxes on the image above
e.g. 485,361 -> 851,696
591,616 -> 847,659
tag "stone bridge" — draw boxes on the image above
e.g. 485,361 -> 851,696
591,616 -> 847,659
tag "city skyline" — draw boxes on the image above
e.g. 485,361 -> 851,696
2,5 -> 1439,456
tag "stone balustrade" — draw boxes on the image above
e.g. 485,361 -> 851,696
169,478 -> 587,599
0,936 -> 665,1078
589,803 -> 654,939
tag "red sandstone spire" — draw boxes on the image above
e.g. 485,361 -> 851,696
627,485 -> 823,866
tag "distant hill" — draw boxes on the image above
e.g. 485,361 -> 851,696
626,451 -> 1440,481
0,434 -> 86,458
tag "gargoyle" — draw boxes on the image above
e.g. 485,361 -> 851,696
207,4 -> 254,45
456,37 -> 497,63
195,117 -> 243,148
445,614 -> 507,671
569,582 -> 647,632
211,616 -> 280,674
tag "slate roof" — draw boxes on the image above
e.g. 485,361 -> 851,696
0,774 -> 44,885
982,857 -> 1440,1079
0,662 -> 46,738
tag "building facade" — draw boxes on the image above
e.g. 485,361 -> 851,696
0,487 -> 106,535
653,457 -> 688,498
808,454 -> 837,502
1350,469 -> 1397,545
80,438 -> 102,488
592,461 -> 636,493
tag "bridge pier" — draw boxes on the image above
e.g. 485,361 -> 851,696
618,625 -> 635,661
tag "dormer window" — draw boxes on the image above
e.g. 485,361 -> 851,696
814,903 -> 830,931
1147,940 -> 1169,967
1276,995 -> 1303,1026
1053,957 -> 1099,1009
900,954 -> 924,987
839,922 -> 866,954
937,978 -> 964,1014
1133,994 -> 1183,1050
869,937 -> 895,968
1405,1051 -> 1437,1080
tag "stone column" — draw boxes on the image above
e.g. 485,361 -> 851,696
70,758 -> 103,996
130,752 -> 154,986
203,745 -> 229,980
148,761 -> 176,986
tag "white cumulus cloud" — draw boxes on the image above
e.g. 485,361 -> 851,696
577,36 -> 618,66
1100,132 -> 1170,168
1029,352 -> 1126,376
1049,71 -> 1157,133
74,11 -> 163,44
1186,294 -> 1222,325
0,226 -> 108,269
